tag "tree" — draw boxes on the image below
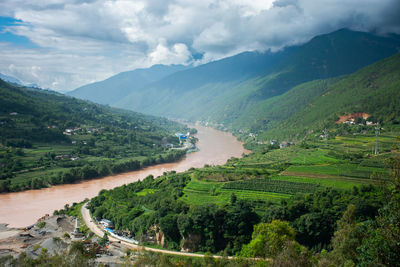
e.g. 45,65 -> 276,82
322,204 -> 364,266
0,179 -> 11,192
159,214 -> 180,249
99,232 -> 109,247
223,200 -> 259,254
230,192 -> 237,204
356,151 -> 400,266
241,220 -> 296,258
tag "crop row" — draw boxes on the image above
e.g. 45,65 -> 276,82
222,178 -> 320,195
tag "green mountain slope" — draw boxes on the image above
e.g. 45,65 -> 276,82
68,64 -> 189,105
0,79 -> 187,192
114,29 -> 400,126
230,77 -> 343,133
113,50 -> 284,111
259,52 -> 400,141
250,29 -> 400,100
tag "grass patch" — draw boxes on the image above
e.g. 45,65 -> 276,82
136,189 -> 158,196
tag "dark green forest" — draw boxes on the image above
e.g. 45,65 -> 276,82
0,79 -> 189,192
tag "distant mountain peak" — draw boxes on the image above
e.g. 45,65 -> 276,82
0,73 -> 22,85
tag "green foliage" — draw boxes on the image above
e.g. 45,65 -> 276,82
36,221 -> 46,228
241,220 -> 296,258
99,232 -> 109,247
317,146 -> 400,266
262,186 -> 383,250
130,251 -> 266,266
89,172 -> 260,254
355,154 -> 400,266
232,78 -> 339,133
260,52 -> 400,141
102,30 -> 400,142
0,79 -> 188,192
222,178 -> 320,194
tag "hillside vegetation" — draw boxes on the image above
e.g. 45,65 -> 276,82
254,52 -> 400,141
0,79 -> 188,192
87,128 -> 400,265
2,28 -> 400,266
70,30 -> 400,132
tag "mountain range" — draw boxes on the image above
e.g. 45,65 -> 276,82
68,29 -> 400,140
69,64 -> 190,105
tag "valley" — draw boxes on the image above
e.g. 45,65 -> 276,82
0,125 -> 248,228
1,23 -> 400,266
0,80 -> 189,193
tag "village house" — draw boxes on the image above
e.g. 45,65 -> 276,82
99,219 -> 114,229
280,141 -> 290,148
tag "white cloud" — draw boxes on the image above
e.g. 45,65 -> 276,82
149,42 -> 192,65
0,0 -> 398,91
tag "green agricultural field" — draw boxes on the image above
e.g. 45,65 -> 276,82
284,163 -> 388,179
199,132 -> 398,205
180,176 -> 290,206
289,148 -> 343,165
221,178 -> 321,194
270,175 -> 363,190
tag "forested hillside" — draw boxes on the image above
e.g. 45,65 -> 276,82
0,79 -> 188,192
254,52 -> 400,141
86,126 -> 400,266
109,30 -> 400,128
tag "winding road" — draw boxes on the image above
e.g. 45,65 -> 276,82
81,203 -> 235,259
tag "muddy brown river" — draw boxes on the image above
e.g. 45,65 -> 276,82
0,125 -> 249,228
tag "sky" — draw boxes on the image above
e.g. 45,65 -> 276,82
0,0 -> 399,91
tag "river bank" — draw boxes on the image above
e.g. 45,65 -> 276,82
0,125 -> 249,228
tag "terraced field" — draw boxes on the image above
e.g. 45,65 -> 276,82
181,131 -> 398,206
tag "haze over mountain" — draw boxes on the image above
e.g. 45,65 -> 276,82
0,73 -> 22,85
68,64 -> 190,105
2,0 -> 400,91
70,29 -> 400,138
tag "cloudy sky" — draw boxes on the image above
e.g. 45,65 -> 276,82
0,0 -> 399,91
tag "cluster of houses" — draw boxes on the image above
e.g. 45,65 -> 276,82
341,120 -> 377,126
99,218 -> 139,245
71,140 -> 88,145
175,132 -> 198,151
270,140 -> 290,149
336,112 -> 377,126
99,219 -> 114,229
63,127 -> 80,135
63,127 -> 102,136
175,133 -> 189,143
54,154 -> 79,161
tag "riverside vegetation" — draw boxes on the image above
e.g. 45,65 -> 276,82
1,29 -> 400,266
84,124 -> 400,266
0,79 -> 189,193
